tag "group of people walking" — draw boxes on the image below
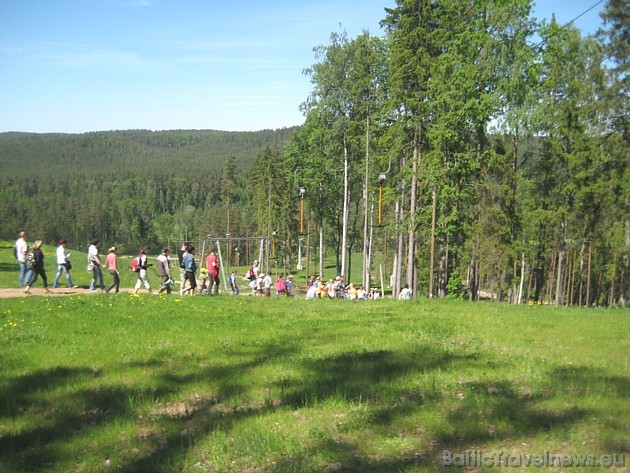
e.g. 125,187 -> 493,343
86,240 -> 174,294
16,231 -> 77,294
176,242 -> 239,296
14,232 -> 175,295
14,232 -> 399,300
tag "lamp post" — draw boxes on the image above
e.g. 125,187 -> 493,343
299,187 -> 306,233
378,173 -> 386,226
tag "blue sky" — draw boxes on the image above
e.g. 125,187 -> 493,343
0,0 -> 606,134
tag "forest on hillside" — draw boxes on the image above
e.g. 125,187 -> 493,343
1,0 -> 627,307
0,128 -> 297,255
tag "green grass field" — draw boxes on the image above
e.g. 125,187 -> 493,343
0,242 -> 628,472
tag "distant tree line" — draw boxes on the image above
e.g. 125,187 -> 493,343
0,129 -> 296,258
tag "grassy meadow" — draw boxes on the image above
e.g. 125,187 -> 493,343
0,242 -> 628,472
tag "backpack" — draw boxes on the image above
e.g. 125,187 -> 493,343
129,254 -> 142,272
156,256 -> 167,277
246,266 -> 256,280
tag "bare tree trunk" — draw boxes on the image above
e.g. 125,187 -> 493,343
512,260 -> 518,304
548,248 -> 556,304
563,249 -> 571,304
469,256 -> 478,302
555,220 -> 567,307
586,244 -> 592,307
406,132 -> 419,297
620,219 -> 630,307
393,200 -> 404,297
367,202 -> 374,291
429,188 -> 437,298
316,224 -> 322,278
517,252 -> 526,304
362,118 -> 370,290
341,136 -> 349,279
439,232 -> 449,298
569,250 -> 577,306
305,218 -> 311,286
609,260 -> 617,307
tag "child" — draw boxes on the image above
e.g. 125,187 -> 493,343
198,267 -> 209,295
275,274 -> 286,296
285,275 -> 294,297
228,270 -> 239,295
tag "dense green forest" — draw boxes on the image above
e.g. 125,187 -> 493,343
287,0 -> 628,307
1,0 -> 628,307
0,128 -> 297,256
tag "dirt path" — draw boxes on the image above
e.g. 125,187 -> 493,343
0,287 -> 307,298
0,287 -> 136,298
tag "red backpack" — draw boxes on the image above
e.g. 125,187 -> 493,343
129,254 -> 142,272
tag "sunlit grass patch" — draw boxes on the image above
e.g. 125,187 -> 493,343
0,296 -> 628,472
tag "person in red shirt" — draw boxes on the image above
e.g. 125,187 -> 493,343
205,250 -> 220,295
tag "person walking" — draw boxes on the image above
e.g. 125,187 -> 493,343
15,231 -> 29,286
205,250 -> 220,296
88,239 -> 106,292
248,260 -> 260,294
181,245 -> 197,296
105,246 -> 120,293
228,269 -> 239,295
156,248 -> 173,294
52,239 -> 76,288
177,242 -> 189,296
133,246 -> 153,294
24,240 -> 50,294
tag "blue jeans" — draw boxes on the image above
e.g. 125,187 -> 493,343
19,261 -> 28,286
106,270 -> 120,293
90,265 -> 105,290
206,275 -> 219,295
53,264 -> 74,288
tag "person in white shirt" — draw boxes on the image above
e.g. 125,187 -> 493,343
88,239 -> 106,291
156,248 -> 172,294
133,246 -> 153,294
261,273 -> 273,296
53,239 -> 76,288
15,231 -> 28,286
398,284 -> 412,300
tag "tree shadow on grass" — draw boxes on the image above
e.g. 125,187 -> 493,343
0,365 -> 185,471
437,379 -> 589,445
0,262 -> 17,273
278,344 -> 465,407
0,339 -> 620,472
